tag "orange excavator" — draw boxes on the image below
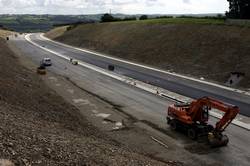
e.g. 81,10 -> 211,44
167,97 -> 239,147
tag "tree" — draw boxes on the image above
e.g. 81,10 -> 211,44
139,15 -> 148,20
226,0 -> 250,19
123,17 -> 137,21
101,14 -> 115,22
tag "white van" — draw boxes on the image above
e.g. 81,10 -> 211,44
41,58 -> 52,66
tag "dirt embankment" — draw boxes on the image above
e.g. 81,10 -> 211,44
46,22 -> 250,88
0,37 -> 169,165
0,29 -> 14,39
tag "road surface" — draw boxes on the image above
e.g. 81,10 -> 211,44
31,33 -> 250,117
10,33 -> 250,166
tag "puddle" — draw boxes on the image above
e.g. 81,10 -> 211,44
96,113 -> 111,118
102,119 -> 126,131
67,89 -> 74,94
102,121 -> 108,124
112,126 -> 121,130
55,83 -> 61,87
115,122 -> 123,127
73,99 -> 90,105
112,122 -> 124,130
48,77 -> 58,81
89,103 -> 98,109
92,110 -> 99,114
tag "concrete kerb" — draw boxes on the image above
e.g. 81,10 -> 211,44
25,34 -> 250,131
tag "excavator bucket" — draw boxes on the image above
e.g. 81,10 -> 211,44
208,133 -> 229,147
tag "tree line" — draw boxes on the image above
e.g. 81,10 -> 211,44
226,0 -> 250,19
101,14 -> 148,23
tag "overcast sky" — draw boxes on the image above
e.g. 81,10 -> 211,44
0,0 -> 229,15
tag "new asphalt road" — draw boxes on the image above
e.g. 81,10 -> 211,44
32,33 -> 250,117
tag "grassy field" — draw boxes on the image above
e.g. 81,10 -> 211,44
113,18 -> 225,25
46,18 -> 250,89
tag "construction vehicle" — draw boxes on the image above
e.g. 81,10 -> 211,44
108,64 -> 115,71
167,97 -> 239,147
37,65 -> 46,75
41,58 -> 52,66
70,58 -> 78,65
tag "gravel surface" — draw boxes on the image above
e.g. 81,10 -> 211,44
0,38 -> 171,165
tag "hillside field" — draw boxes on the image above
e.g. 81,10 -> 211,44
46,18 -> 250,89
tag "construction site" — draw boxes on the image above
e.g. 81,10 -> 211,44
0,0 -> 250,165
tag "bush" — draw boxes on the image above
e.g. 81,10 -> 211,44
139,15 -> 148,20
100,14 -> 136,23
123,17 -> 137,21
155,16 -> 173,19
101,14 -> 115,22
66,24 -> 78,31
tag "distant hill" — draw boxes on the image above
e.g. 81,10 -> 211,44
0,15 -> 95,32
0,13 -> 224,32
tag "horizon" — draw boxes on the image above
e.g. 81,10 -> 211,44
0,12 -> 225,16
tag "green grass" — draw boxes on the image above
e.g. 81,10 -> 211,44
110,18 -> 225,25
21,16 -> 50,24
0,17 -> 18,24
0,15 -> 91,32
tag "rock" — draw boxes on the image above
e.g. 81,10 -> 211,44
3,142 -> 13,147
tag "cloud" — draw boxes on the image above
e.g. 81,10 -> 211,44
183,0 -> 190,4
35,0 -> 46,6
0,0 -> 229,14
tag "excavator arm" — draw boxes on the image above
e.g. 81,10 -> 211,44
215,105 -> 239,132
